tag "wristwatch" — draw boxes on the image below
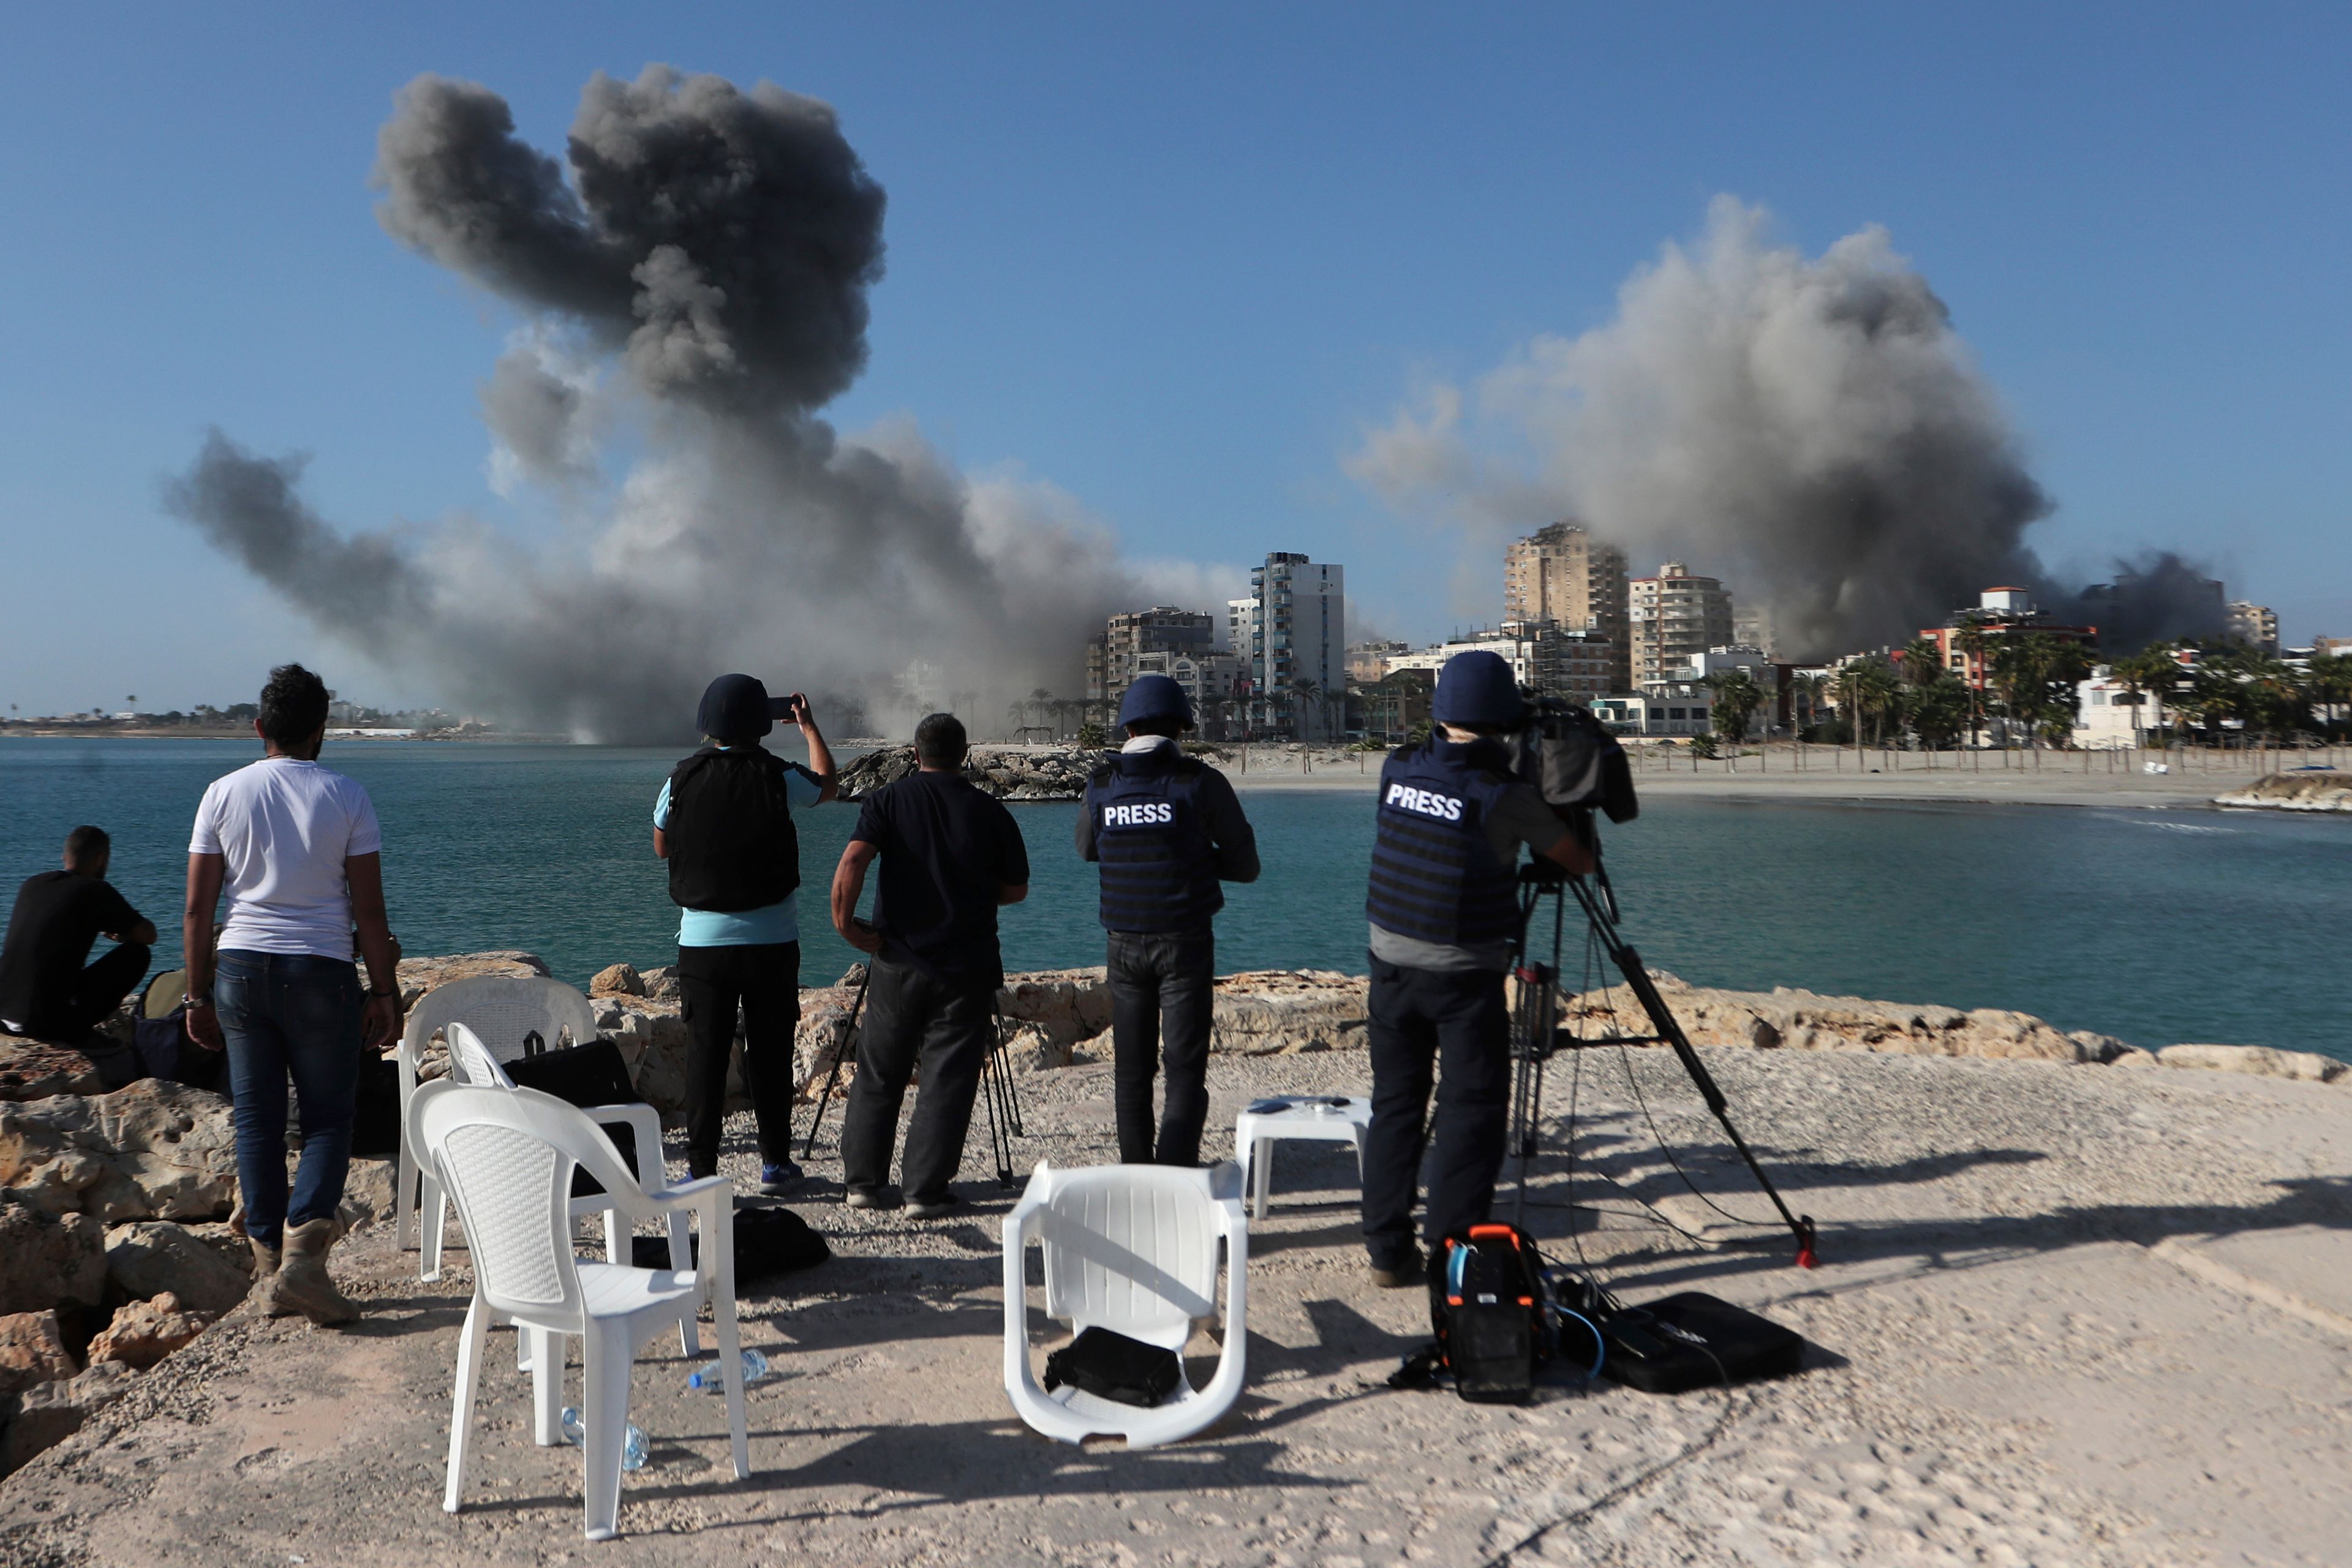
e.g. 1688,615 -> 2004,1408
181,992 -> 211,1009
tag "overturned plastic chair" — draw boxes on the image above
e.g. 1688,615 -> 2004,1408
409,1080 -> 750,1542
394,976 -> 601,1276
1001,1159 -> 1248,1449
443,1021 -> 698,1360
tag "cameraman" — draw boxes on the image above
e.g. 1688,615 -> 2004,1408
655,674 -> 837,1191
1360,650 -> 1591,1288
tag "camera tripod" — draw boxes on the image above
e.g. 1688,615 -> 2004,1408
1506,853 -> 1819,1268
800,963 -> 1028,1190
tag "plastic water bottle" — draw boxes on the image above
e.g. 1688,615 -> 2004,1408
687,1348 -> 771,1393
557,1406 -> 649,1471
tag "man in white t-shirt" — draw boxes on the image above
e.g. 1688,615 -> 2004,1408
184,664 -> 401,1326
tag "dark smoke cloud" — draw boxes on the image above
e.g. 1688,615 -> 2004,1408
2046,550 -> 2226,649
170,67 -> 1217,741
1349,198 -> 2215,660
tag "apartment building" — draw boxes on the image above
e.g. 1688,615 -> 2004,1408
2226,601 -> 2279,655
1629,563 -> 1735,687
1504,522 -> 1630,690
1384,620 -> 1617,702
1245,552 -> 1345,737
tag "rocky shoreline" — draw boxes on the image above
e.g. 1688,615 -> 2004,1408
0,948 -> 2340,1482
2214,770 -> 2352,812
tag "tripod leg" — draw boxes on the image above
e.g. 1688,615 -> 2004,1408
800,972 -> 870,1163
1570,880 -> 1818,1268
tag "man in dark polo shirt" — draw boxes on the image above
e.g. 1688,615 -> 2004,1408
0,826 -> 157,1046
829,713 -> 1029,1218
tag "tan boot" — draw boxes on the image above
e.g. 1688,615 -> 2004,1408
267,1219 -> 360,1325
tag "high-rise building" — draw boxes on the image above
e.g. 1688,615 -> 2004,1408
1245,552 -> 1345,738
1099,606 -> 1215,709
2225,601 -> 2279,655
1629,563 -> 1735,688
1503,522 -> 1629,690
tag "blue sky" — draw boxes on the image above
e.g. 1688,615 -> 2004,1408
2,2 -> 2346,715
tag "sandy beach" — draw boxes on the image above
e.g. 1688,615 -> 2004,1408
6,1036 -> 2349,1566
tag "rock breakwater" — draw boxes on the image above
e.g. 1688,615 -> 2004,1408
837,744 -> 1098,802
2214,771 -> 2352,812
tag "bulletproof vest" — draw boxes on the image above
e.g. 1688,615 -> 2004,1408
665,745 -> 802,913
1089,747 -> 1222,933
1365,737 -> 1521,947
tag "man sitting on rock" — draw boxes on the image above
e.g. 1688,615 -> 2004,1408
0,826 -> 157,1055
830,712 -> 1030,1219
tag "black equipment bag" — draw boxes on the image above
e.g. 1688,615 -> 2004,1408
630,1205 -> 831,1281
1041,1326 -> 1183,1408
1430,1223 -> 1550,1404
1510,699 -> 1638,824
1597,1292 -> 1804,1395
504,1039 -> 644,1197
349,1051 -> 404,1157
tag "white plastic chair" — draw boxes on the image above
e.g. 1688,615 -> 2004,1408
443,1022 -> 699,1360
409,1080 -> 750,1542
394,976 -> 602,1271
1001,1159 -> 1248,1449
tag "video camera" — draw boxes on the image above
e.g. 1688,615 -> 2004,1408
1506,694 -> 1639,843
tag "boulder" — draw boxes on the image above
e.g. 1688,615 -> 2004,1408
0,1038 -> 106,1102
1560,979 -> 2104,1063
2213,773 -> 2352,812
0,1359 -> 137,1477
0,1311 -> 78,1395
1210,971 -> 1370,1055
589,962 -> 646,998
0,1079 -> 239,1221
104,1221 -> 254,1316
86,1292 -> 213,1370
0,1204 -> 107,1314
836,745 -> 1091,803
640,965 -> 682,1002
393,950 -> 551,1011
2158,1043 -> 2345,1083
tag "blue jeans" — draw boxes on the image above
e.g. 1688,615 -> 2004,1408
216,950 -> 364,1249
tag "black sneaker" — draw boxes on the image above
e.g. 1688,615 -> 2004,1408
903,1194 -> 959,1220
844,1186 -> 901,1211
1370,1248 -> 1425,1289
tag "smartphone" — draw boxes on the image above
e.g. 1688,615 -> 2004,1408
767,693 -> 806,720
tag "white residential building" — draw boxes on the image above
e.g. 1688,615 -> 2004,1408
1245,552 -> 1344,737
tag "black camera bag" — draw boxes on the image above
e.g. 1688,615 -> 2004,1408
631,1206 -> 832,1281
1597,1292 -> 1804,1394
1430,1223 -> 1550,1404
1042,1326 -> 1183,1408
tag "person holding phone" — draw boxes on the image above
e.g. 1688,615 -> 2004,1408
654,674 -> 838,1191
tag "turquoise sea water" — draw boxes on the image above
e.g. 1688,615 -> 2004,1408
4,739 -> 2347,1060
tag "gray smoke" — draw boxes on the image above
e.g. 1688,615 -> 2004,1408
167,67 -> 1196,741
1349,198 -> 2211,659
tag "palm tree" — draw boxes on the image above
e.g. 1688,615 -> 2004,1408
2302,652 -> 2352,741
1953,622 -> 1989,748
2109,644 -> 2179,747
1898,636 -> 1945,688
1831,658 -> 1896,757
1706,669 -> 1763,754
1288,677 -> 1322,742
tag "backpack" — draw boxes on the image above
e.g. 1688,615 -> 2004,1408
1041,1326 -> 1183,1408
631,1206 -> 832,1281
1428,1223 -> 1551,1404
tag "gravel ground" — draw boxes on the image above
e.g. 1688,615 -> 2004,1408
4,1044 -> 2348,1567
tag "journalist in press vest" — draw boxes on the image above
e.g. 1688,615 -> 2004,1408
655,674 -> 839,1189
1077,674 -> 1259,1166
1360,650 -> 1592,1288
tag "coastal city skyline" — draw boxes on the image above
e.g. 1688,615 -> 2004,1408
1,8 -> 2346,729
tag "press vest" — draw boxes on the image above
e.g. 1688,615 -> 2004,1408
1365,737 -> 1521,947
665,746 -> 802,913
1088,749 -> 1223,933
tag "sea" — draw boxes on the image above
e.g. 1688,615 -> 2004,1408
4,738 -> 2347,1062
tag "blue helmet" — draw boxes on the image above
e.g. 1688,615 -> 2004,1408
695,673 -> 773,741
1117,674 -> 1194,731
1432,650 -> 1525,727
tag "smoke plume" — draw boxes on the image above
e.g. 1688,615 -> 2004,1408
167,67 -> 1199,741
1349,197 -> 2210,658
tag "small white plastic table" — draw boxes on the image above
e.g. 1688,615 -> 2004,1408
1233,1095 -> 1374,1221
